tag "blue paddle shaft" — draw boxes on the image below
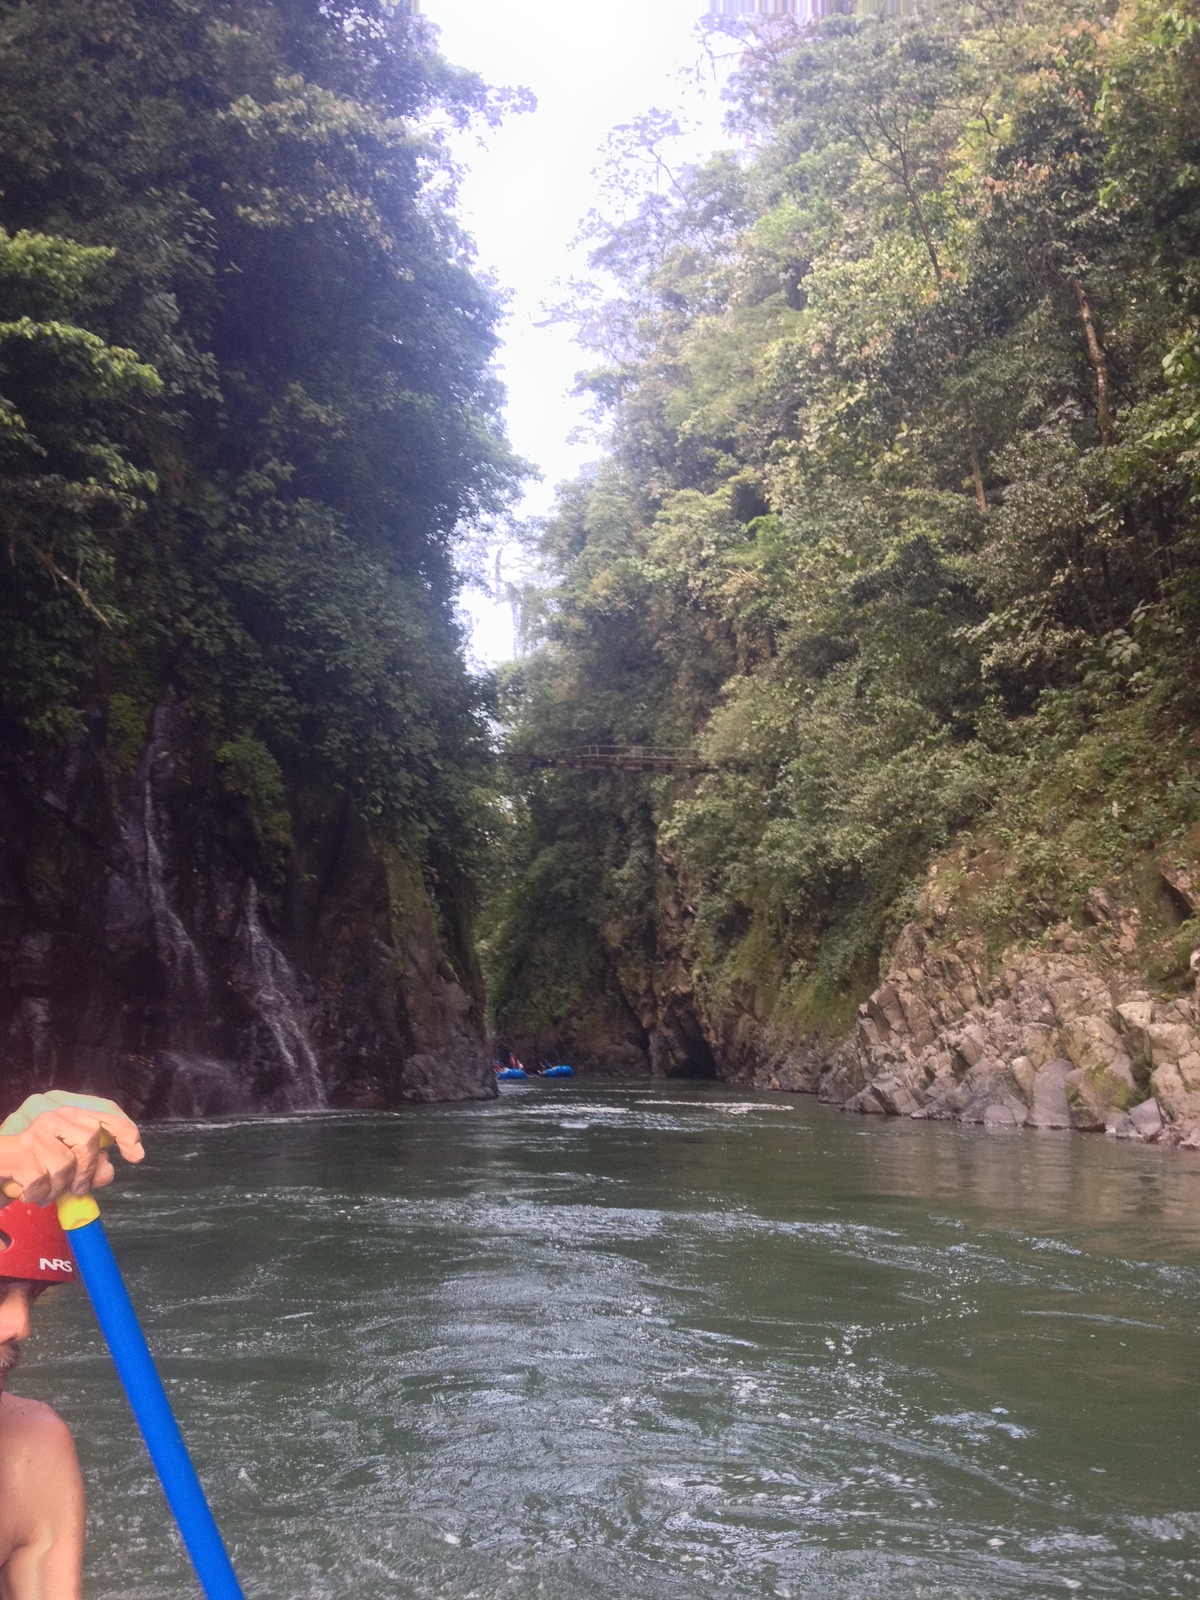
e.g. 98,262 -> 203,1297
69,1217 -> 246,1600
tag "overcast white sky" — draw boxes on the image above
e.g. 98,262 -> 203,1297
423,0 -> 738,662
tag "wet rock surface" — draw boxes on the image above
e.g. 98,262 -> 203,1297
0,699 -> 494,1115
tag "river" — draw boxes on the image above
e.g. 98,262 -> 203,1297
12,1081 -> 1200,1599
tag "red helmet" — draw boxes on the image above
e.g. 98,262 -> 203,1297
0,1201 -> 77,1284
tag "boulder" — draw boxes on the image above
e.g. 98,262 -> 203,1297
1028,1059 -> 1074,1129
1110,1053 -> 1139,1094
867,985 -> 907,1036
855,1008 -> 887,1050
775,1057 -> 822,1094
899,993 -> 936,1050
844,1084 -> 888,1114
872,1075 -> 923,1117
1060,1014 -> 1125,1074
1150,1063 -> 1200,1128
805,920 -> 1200,1147
951,1058 -> 1027,1123
951,1023 -> 988,1073
1128,1097 -> 1164,1140
984,1099 -> 1029,1130
1048,974 -> 1107,1021
1064,1070 -> 1106,1131
819,1043 -> 874,1104
1115,1000 -> 1156,1075
1064,1053 -> 1141,1132
1159,855 -> 1199,916
1146,1021 -> 1200,1069
1009,1055 -> 1037,1103
1084,886 -> 1115,924
1157,997 -> 1195,1026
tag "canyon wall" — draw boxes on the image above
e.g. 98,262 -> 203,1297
0,699 -> 494,1118
507,844 -> 1200,1149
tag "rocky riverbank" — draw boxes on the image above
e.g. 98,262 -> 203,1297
797,930 -> 1200,1146
503,835 -> 1200,1148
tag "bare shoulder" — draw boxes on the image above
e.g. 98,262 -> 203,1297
0,1393 -> 84,1598
0,1393 -> 76,1465
0,1392 -> 72,1437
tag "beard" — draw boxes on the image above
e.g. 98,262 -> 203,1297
0,1340 -> 21,1387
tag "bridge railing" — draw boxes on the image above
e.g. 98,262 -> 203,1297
503,744 -> 718,774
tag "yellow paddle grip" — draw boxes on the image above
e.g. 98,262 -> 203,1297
56,1193 -> 102,1230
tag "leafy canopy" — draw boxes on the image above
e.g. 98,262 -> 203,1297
488,0 -> 1200,1047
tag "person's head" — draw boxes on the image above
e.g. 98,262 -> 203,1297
0,1200 -> 76,1392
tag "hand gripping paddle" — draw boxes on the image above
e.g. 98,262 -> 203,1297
1,1095 -> 246,1600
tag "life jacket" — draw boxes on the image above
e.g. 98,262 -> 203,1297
0,1200 -> 77,1284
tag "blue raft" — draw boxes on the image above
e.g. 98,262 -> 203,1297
496,1067 -> 528,1081
542,1064 -> 574,1078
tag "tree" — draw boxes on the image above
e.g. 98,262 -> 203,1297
488,0 -> 1200,1055
0,227 -> 161,734
0,0 -> 526,998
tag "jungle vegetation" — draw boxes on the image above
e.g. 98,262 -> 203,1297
486,0 -> 1200,1053
0,0 -> 521,929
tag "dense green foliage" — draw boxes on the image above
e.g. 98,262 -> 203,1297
0,0 -> 520,904
488,0 -> 1200,1048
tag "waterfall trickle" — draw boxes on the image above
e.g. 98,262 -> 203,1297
121,713 -> 210,1020
235,882 -> 325,1109
107,703 -> 326,1111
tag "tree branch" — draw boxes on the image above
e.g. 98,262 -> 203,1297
1071,278 -> 1114,445
968,430 -> 987,512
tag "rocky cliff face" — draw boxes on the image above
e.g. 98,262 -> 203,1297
737,855 -> 1200,1146
802,930 -> 1200,1146
517,837 -> 1200,1149
0,698 -> 495,1116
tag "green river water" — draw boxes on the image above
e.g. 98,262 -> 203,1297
12,1080 -> 1200,1599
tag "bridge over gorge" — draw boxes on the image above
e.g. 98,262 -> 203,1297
503,744 -> 720,775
